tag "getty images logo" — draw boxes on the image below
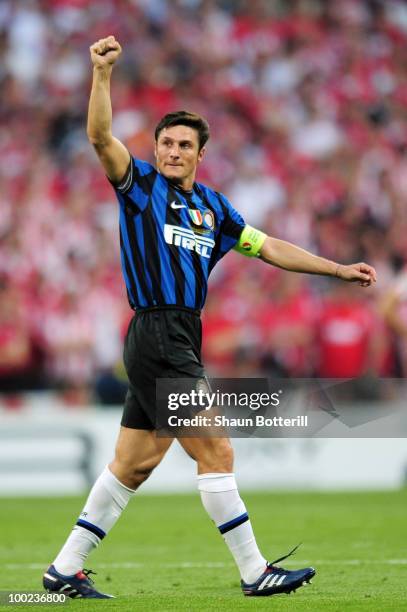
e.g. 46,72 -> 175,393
164,224 -> 215,258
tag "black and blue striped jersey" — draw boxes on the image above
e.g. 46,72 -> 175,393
110,156 -> 245,310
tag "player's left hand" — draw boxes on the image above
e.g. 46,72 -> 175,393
337,262 -> 377,287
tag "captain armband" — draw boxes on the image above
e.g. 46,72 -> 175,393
234,225 -> 267,258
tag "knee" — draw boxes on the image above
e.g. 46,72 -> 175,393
110,456 -> 158,489
128,465 -> 154,489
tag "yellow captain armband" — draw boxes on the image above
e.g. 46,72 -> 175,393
234,224 -> 267,258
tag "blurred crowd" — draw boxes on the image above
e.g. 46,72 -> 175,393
1,0 -> 406,403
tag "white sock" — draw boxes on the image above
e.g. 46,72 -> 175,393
198,473 -> 266,584
53,466 -> 135,575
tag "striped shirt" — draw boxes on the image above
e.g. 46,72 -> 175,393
110,156 -> 245,310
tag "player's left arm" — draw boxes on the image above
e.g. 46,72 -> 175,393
260,236 -> 377,286
234,226 -> 377,287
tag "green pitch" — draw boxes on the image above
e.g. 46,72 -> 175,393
0,490 -> 406,611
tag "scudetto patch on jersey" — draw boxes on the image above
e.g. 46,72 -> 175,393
188,208 -> 216,236
189,209 -> 203,225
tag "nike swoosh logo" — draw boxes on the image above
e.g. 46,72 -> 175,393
170,201 -> 186,209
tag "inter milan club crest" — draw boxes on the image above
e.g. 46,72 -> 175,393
203,210 -> 215,230
189,208 -> 215,233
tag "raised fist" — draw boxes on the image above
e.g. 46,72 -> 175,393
90,36 -> 122,68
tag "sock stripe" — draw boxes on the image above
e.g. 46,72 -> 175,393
76,519 -> 106,540
218,512 -> 249,535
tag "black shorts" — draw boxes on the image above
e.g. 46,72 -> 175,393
122,306 -> 206,430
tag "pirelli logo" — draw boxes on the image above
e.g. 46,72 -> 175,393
164,224 -> 215,258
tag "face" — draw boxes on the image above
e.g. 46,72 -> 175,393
154,125 -> 205,189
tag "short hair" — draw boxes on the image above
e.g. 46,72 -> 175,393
154,111 -> 210,151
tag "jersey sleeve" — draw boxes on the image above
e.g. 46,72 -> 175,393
109,155 -> 156,213
216,193 -> 246,256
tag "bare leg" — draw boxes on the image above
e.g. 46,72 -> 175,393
110,426 -> 174,488
52,427 -> 173,574
179,435 -> 233,474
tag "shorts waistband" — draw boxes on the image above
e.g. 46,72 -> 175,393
135,305 -> 201,317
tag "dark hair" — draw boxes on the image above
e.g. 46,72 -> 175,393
154,111 -> 210,151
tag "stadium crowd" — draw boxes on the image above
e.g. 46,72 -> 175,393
0,0 -> 406,403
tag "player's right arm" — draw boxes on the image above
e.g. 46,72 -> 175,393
87,36 -> 130,183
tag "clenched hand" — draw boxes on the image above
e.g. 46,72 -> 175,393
90,35 -> 122,68
336,262 -> 377,287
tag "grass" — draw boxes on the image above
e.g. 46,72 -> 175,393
0,490 -> 406,611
